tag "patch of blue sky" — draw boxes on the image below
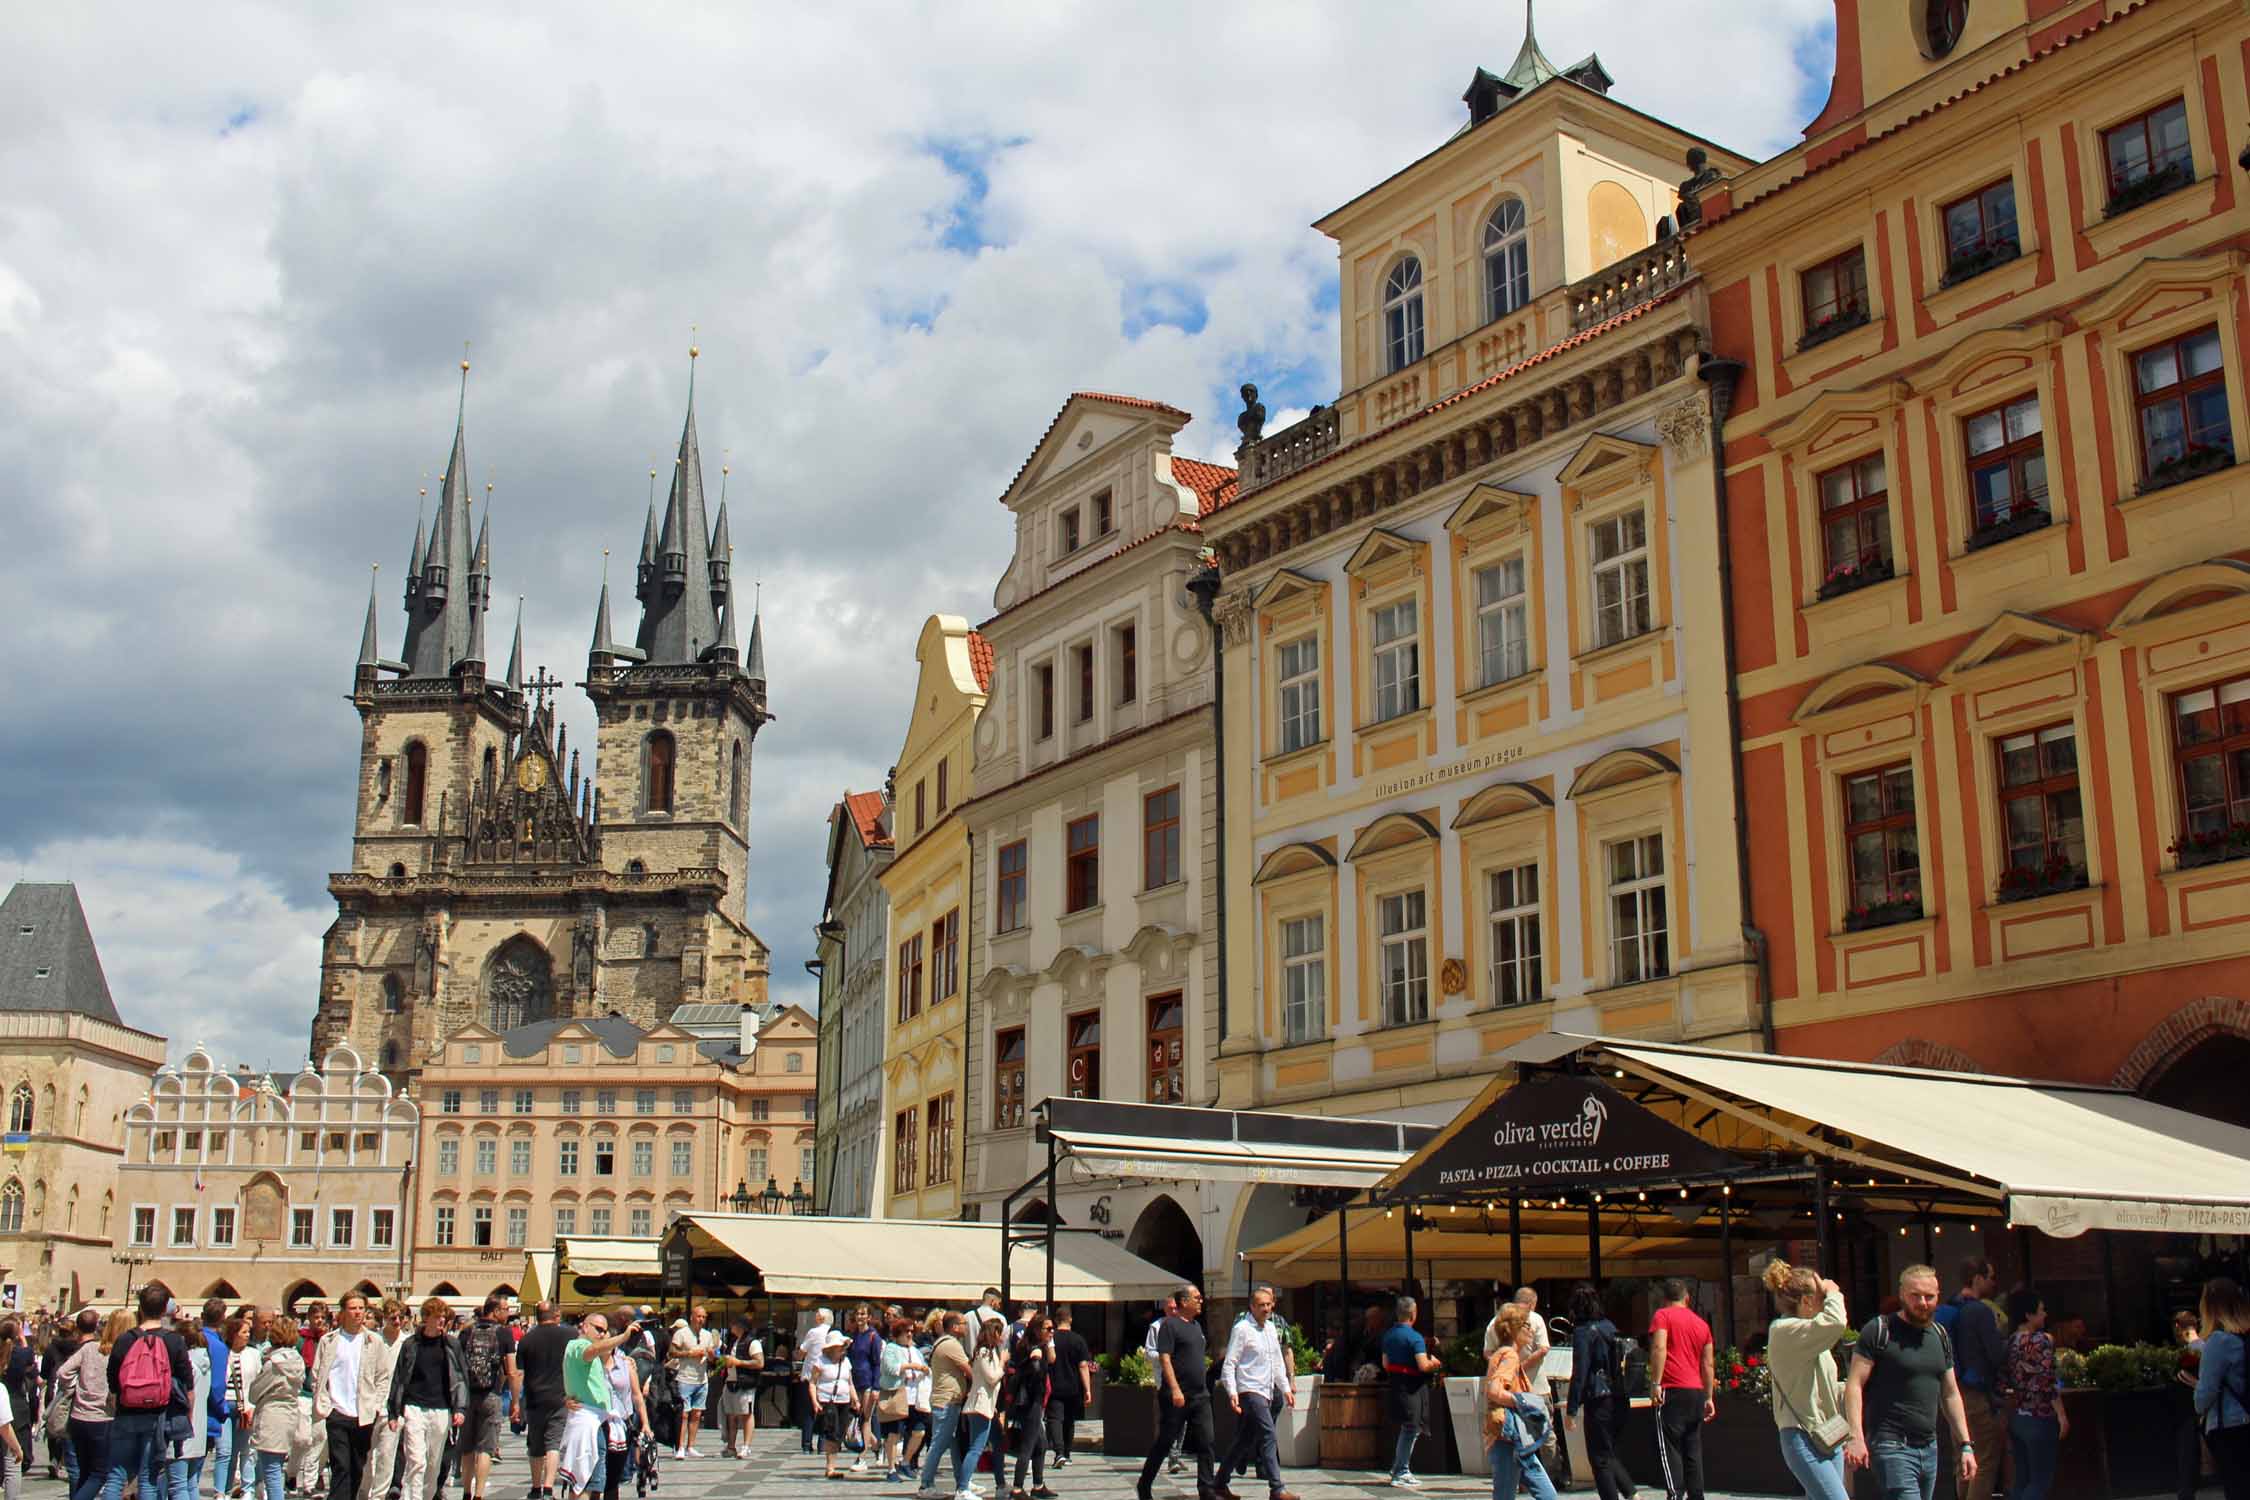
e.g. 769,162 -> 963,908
220,105 -> 257,137
923,135 -> 1027,253
1122,280 -> 1209,338
1788,14 -> 1838,139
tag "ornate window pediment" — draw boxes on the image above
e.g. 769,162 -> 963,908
1557,433 -> 1657,496
1902,321 -> 2065,400
1940,610 -> 2090,685
1343,529 -> 1424,585
1445,484 -> 1536,542
1792,663 -> 1931,726
1345,812 -> 1440,862
1253,842 -> 1338,885
1566,747 -> 1679,800
1251,569 -> 1327,613
1451,780 -> 1553,830
2112,559 -> 2250,631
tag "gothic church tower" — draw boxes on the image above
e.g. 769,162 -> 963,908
314,359 -> 772,1077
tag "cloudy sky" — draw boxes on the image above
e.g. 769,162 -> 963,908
0,1 -> 1835,1070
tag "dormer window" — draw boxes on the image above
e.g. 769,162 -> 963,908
1482,199 -> 1530,320
1058,507 -> 1082,557
1921,0 -> 1967,58
1092,490 -> 1113,537
1384,257 -> 1426,373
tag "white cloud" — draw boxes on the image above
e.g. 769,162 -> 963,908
0,0 -> 1833,1063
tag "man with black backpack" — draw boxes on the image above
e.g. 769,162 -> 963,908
1844,1265 -> 1978,1500
1563,1284 -> 1632,1500
457,1296 -> 516,1500
98,1283 -> 192,1500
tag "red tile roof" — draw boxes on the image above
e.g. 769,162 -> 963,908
1170,456 -> 1241,515
1001,392 -> 1195,503
966,630 -> 995,693
1215,288 -> 1689,511
842,790 -> 890,849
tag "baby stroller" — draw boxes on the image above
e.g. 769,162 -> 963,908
633,1432 -> 661,1497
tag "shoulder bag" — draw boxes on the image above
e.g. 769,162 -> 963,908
1772,1358 -> 1852,1456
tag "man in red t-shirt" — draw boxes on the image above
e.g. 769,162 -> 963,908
1646,1279 -> 1715,1500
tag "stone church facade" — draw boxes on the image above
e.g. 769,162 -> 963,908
313,360 -> 773,1075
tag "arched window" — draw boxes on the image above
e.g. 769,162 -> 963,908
375,759 -> 392,805
64,1184 -> 77,1229
1384,257 -> 1425,372
99,1190 -> 112,1234
382,974 -> 404,1014
75,1086 -> 87,1132
380,1040 -> 400,1070
483,746 -> 498,793
7,1084 -> 30,1134
0,1180 -> 22,1234
483,936 -> 555,1032
730,741 -> 746,826
1483,198 -> 1530,319
626,859 -> 647,874
645,732 -> 676,814
388,863 -> 407,879
403,743 -> 428,827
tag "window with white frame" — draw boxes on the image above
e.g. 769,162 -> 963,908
1280,915 -> 1326,1044
472,1205 -> 494,1247
670,1139 -> 693,1176
558,1137 -> 579,1176
370,1208 -> 394,1249
170,1206 -> 195,1247
130,1205 -> 156,1247
474,1137 -> 496,1175
1385,257 -> 1426,372
1590,509 -> 1652,647
1606,834 -> 1669,983
630,1206 -> 653,1238
290,1208 -> 316,1249
506,1206 -> 528,1248
438,1138 -> 460,1175
210,1206 -> 237,1247
1377,890 -> 1430,1026
1278,637 -> 1321,752
631,1140 -> 654,1177
744,1146 -> 768,1186
1474,557 -> 1529,685
1483,199 -> 1530,319
1370,600 -> 1421,722
509,1138 -> 531,1175
590,1205 -> 612,1236
1488,863 -> 1543,1006
329,1207 -> 354,1248
554,1207 -> 577,1240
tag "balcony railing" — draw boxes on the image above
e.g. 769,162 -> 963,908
1568,237 -> 1692,332
1240,403 -> 1341,496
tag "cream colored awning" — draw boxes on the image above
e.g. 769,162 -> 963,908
555,1237 -> 663,1279
1047,1126 -> 1412,1187
1595,1037 -> 2250,1237
673,1213 -> 1180,1301
519,1251 -> 556,1307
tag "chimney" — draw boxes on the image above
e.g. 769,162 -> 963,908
738,1003 -> 757,1062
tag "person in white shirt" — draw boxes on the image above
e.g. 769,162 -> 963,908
311,1294 -> 381,1500
794,1310 -> 833,1456
1215,1286 -> 1299,1500
1484,1287 -> 1552,1377
964,1290 -> 1003,1344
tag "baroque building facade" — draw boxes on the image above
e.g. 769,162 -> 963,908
1690,0 -> 2250,1327
411,1006 -> 814,1304
959,394 -> 1232,1288
872,617 -> 989,1219
116,1045 -> 418,1312
0,882 -> 167,1311
314,363 -> 773,1075
813,791 -> 891,1217
1202,17 -> 1756,1275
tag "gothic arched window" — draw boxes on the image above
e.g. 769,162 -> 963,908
381,1040 -> 400,1070
403,743 -> 429,827
7,1084 -> 30,1134
382,974 -> 405,1014
64,1183 -> 77,1230
646,732 -> 676,814
483,746 -> 498,793
483,936 -> 555,1033
75,1086 -> 87,1133
730,741 -> 746,826
1483,198 -> 1530,319
99,1190 -> 111,1234
642,923 -> 660,959
1384,256 -> 1425,372
0,1180 -> 22,1234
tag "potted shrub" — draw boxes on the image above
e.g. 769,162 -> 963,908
1816,553 -> 1894,602
2059,1342 -> 2188,1497
1844,891 -> 1923,932
1099,1350 -> 1158,1459
1277,1318 -> 1324,1467
1996,854 -> 2089,905
1438,1332 -> 1491,1477
2172,820 -> 2250,869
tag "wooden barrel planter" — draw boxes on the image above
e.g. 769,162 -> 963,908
1319,1381 -> 1384,1469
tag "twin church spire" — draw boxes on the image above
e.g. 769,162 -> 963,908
359,351 -> 766,693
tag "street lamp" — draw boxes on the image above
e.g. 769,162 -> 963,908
728,1180 -> 753,1214
758,1176 -> 784,1215
787,1179 -> 812,1216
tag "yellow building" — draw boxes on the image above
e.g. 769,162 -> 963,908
1689,0 -> 2250,1132
874,616 -> 989,1219
1203,12 -> 1761,1170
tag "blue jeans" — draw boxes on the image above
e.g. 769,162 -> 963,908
215,1419 -> 250,1495
101,1413 -> 166,1500
168,1451 -> 202,1500
1488,1439 -> 1558,1500
919,1404 -> 962,1493
2008,1412 -> 2059,1500
1869,1437 -> 1939,1500
958,1413 -> 993,1491
1777,1427 -> 1849,1500
1391,1417 -> 1421,1479
254,1451 -> 287,1500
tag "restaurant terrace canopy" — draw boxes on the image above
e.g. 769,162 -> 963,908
665,1210 -> 1182,1304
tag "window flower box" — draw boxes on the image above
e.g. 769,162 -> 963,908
2105,161 -> 2194,218
1996,856 -> 2089,904
2139,442 -> 2235,496
1940,238 -> 2021,289
1816,554 -> 1894,601
1797,304 -> 1871,353
1965,502 -> 2051,552
2171,822 -> 2250,870
1844,895 -> 1924,932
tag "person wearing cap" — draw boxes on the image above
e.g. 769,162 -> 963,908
805,1330 -> 857,1480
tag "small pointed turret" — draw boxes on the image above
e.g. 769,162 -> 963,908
357,567 -> 382,675
504,599 -> 524,691
707,598 -> 738,666
708,498 -> 732,606
745,602 -> 766,686
469,511 -> 492,610
634,499 -> 658,601
459,589 -> 487,675
404,512 -> 427,604
590,580 -> 615,657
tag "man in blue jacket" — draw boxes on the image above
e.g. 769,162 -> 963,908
202,1296 -> 234,1469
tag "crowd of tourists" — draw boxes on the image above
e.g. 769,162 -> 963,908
3,1258 -> 2247,1500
